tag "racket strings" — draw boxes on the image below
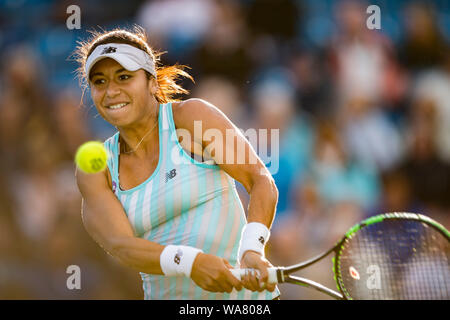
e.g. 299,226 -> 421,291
337,220 -> 449,300
406,223 -> 449,299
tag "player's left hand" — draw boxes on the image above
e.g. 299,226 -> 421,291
239,251 -> 276,292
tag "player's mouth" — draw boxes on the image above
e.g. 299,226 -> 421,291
105,102 -> 129,110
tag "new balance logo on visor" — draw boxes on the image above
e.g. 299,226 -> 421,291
101,46 -> 117,54
165,169 -> 177,182
258,236 -> 265,245
174,248 -> 183,265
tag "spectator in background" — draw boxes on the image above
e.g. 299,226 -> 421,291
269,177 -> 364,299
244,0 -> 302,68
268,179 -> 327,300
0,45 -> 52,168
0,44 -> 65,244
338,93 -> 405,172
398,2 -> 447,74
397,94 -> 450,222
288,47 -> 334,117
327,0 -> 408,174
10,114 -> 66,244
136,0 -> 215,60
41,211 -> 142,299
308,120 -> 380,214
191,0 -> 254,86
328,0 -> 402,107
411,48 -> 450,163
374,168 -> 420,215
245,0 -> 300,41
269,179 -> 327,266
0,169 -> 36,299
193,76 -> 247,128
53,89 -> 93,158
249,69 -> 315,215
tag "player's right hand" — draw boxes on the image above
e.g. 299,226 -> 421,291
191,253 -> 243,293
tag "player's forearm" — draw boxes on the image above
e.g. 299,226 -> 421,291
107,236 -> 165,275
246,173 -> 278,228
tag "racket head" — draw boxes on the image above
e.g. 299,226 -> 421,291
333,212 -> 450,300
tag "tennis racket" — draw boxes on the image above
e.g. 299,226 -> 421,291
231,212 -> 450,300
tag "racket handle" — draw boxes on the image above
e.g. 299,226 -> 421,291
230,268 -> 278,284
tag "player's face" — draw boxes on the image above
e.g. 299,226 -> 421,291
89,58 -> 157,127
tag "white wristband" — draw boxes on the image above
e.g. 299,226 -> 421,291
238,222 -> 270,262
160,245 -> 203,278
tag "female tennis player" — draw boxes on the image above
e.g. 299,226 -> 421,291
74,27 -> 280,300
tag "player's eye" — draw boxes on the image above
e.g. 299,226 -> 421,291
119,74 -> 131,81
93,78 -> 106,85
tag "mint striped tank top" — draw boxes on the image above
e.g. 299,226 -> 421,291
104,102 -> 279,300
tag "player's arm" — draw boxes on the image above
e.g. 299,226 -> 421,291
76,166 -> 241,293
173,98 -> 278,292
76,168 -> 165,274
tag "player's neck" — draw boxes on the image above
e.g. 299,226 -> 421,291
118,105 -> 159,158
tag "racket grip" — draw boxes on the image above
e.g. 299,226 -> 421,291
230,268 -> 278,284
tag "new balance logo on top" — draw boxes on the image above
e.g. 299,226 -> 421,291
258,236 -> 265,245
174,249 -> 183,265
101,46 -> 117,54
165,169 -> 177,182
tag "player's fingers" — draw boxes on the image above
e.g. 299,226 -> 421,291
245,269 -> 261,292
239,255 -> 269,291
217,270 -> 237,293
265,282 -> 276,292
225,271 -> 242,292
223,259 -> 242,291
203,282 -> 220,293
258,267 -> 276,292
223,259 -> 234,269
240,272 -> 252,291
257,265 -> 269,284
219,281 -> 233,293
252,261 -> 272,292
208,277 -> 230,293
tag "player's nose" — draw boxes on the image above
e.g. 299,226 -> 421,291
105,81 -> 121,98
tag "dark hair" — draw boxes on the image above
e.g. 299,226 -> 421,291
74,25 -> 194,103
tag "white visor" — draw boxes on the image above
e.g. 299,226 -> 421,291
85,43 -> 156,79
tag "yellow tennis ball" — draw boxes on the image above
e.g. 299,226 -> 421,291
75,141 -> 108,174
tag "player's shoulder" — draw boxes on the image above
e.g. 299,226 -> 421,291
172,98 -> 222,127
172,98 -> 212,114
172,98 -> 222,119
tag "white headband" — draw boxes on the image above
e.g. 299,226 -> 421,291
85,43 -> 156,78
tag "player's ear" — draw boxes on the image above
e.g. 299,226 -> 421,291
147,74 -> 158,96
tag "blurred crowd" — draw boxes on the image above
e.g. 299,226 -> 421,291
0,0 -> 449,299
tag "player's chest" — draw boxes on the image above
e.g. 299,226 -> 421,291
118,153 -> 159,190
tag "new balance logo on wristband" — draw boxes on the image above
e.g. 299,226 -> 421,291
174,248 -> 183,265
258,236 -> 265,245
101,46 -> 117,54
165,169 -> 177,182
